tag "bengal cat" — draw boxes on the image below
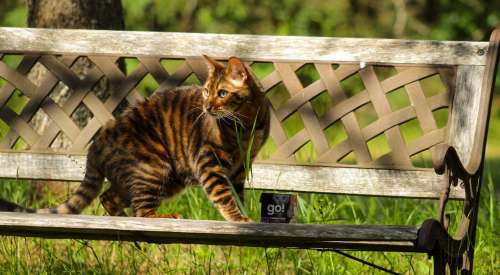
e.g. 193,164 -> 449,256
0,56 -> 270,222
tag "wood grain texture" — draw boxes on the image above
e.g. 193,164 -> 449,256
0,212 -> 423,251
250,162 -> 464,199
0,152 -> 465,199
0,27 -> 488,65
448,65 -> 485,171
446,29 -> 500,175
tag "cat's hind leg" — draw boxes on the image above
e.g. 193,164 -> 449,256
128,164 -> 185,218
100,186 -> 128,216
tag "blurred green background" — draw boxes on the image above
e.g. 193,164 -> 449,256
3,0 -> 499,39
0,0 -> 499,274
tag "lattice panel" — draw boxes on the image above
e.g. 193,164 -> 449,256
0,53 -> 454,169
255,62 -> 454,168
0,54 -> 208,152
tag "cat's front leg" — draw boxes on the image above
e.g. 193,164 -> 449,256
230,165 -> 246,205
230,128 -> 269,206
194,152 -> 252,222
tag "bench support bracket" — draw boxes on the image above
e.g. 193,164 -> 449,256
418,168 -> 481,275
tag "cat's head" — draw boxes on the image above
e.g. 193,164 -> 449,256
202,55 -> 259,118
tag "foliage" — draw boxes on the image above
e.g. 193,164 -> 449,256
0,0 -> 25,27
118,0 -> 499,40
2,0 -> 499,40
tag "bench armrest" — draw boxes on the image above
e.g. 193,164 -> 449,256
443,27 -> 499,177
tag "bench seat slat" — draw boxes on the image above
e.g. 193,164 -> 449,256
0,27 -> 488,66
0,151 -> 465,199
0,212 -> 423,252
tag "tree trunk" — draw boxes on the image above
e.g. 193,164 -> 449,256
26,0 -> 124,200
27,0 -> 124,29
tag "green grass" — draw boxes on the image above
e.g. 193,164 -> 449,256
0,164 -> 498,274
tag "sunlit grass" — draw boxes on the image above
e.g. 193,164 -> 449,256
0,165 -> 497,274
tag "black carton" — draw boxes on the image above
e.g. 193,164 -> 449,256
260,193 -> 296,223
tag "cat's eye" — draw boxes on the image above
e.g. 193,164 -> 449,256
202,88 -> 209,97
218,89 -> 228,98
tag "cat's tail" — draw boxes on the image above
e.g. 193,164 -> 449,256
0,163 -> 104,214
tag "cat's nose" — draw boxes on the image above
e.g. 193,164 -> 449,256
206,103 -> 213,112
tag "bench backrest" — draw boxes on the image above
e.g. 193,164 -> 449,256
0,27 -> 498,200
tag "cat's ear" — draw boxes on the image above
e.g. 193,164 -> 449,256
203,55 -> 225,75
225,56 -> 247,87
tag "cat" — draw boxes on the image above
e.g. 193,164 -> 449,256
0,55 -> 270,222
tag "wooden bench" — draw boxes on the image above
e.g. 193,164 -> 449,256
0,27 -> 498,274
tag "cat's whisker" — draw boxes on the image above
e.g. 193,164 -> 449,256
188,106 -> 203,115
219,110 -> 244,128
234,111 -> 249,120
233,116 -> 245,128
228,111 -> 246,127
192,110 -> 207,127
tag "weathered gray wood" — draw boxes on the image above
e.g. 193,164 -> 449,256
448,65 -> 485,171
0,212 -> 422,251
0,151 -> 87,181
0,27 -> 488,66
0,152 -> 465,199
250,162 -> 464,199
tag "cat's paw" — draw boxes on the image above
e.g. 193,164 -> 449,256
153,213 -> 183,219
233,216 -> 254,223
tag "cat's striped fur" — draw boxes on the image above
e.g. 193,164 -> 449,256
0,56 -> 270,222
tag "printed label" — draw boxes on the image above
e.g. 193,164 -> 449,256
260,193 -> 296,223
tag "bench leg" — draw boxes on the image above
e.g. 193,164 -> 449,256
420,172 -> 482,275
458,172 -> 480,275
431,248 -> 464,275
432,250 -> 446,274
